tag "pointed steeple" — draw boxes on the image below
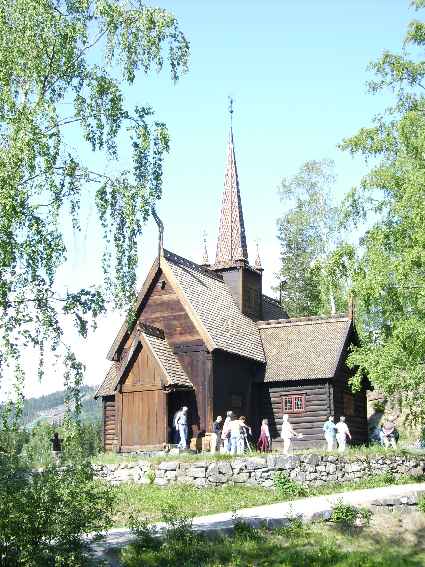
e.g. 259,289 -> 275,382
201,231 -> 209,266
215,103 -> 248,266
254,241 -> 263,271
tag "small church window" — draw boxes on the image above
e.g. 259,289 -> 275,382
282,394 -> 305,414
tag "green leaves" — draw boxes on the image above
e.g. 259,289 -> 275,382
341,3 -> 425,423
0,1 -> 189,414
276,159 -> 353,317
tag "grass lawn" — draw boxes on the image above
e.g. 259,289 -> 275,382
110,473 -> 424,527
93,445 -> 425,466
116,509 -> 425,566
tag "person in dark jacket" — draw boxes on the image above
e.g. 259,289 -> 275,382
51,432 -> 62,464
211,416 -> 223,453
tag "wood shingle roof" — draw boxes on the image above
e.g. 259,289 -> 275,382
164,250 -> 265,363
258,315 -> 352,382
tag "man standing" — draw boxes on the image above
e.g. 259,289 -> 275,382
335,416 -> 351,453
281,414 -> 298,455
211,415 -> 223,454
323,416 -> 337,451
176,406 -> 189,449
51,431 -> 62,464
221,411 -> 233,453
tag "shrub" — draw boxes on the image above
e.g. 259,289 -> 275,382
0,453 -> 114,566
418,495 -> 425,515
372,400 -> 386,413
330,499 -> 372,528
274,472 -> 308,498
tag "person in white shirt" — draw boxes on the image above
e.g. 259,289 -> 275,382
335,416 -> 351,453
281,414 -> 298,455
229,415 -> 241,455
221,411 -> 233,453
176,406 -> 189,449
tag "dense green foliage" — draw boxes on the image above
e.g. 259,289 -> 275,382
0,455 -> 114,566
276,159 -> 353,317
0,0 -> 189,412
339,1 -> 425,421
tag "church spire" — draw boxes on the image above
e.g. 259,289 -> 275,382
214,99 -> 248,266
254,241 -> 263,271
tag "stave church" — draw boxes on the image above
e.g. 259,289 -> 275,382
95,122 -> 368,451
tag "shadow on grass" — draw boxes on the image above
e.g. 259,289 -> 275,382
118,522 -> 425,567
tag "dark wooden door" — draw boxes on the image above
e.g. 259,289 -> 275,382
121,389 -> 166,448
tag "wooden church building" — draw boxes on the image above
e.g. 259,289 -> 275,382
95,126 -> 368,451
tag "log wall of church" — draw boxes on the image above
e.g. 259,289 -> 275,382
103,396 -> 117,451
257,380 -> 331,448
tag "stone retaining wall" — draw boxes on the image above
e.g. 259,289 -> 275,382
93,454 -> 425,488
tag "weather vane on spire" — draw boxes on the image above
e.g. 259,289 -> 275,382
228,96 -> 234,127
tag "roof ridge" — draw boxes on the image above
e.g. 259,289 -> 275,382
258,314 -> 350,328
163,249 -> 224,282
262,294 -> 281,305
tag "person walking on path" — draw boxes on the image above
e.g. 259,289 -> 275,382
281,414 -> 298,455
51,431 -> 62,464
221,411 -> 233,453
211,415 -> 223,454
323,416 -> 337,451
336,416 -> 351,453
176,406 -> 189,449
257,418 -> 271,452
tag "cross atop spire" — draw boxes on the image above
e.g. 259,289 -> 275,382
214,108 -> 248,267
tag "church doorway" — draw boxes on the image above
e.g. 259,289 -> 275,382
167,389 -> 198,443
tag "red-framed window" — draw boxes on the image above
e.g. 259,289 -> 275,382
282,394 -> 305,414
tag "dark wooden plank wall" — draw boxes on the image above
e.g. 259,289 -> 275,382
103,396 -> 116,451
333,365 -> 368,444
121,344 -> 163,392
258,380 -> 332,448
120,389 -> 166,449
213,351 -> 259,428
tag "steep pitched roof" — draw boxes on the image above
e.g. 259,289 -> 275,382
214,128 -> 248,266
96,324 -> 192,397
258,315 -> 352,382
262,294 -> 288,321
163,251 -> 265,363
94,364 -> 117,398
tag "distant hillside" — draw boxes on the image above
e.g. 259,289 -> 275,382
21,385 -> 102,427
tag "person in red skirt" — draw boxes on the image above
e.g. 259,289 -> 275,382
257,418 -> 271,452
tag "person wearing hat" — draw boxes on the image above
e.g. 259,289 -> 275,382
382,419 -> 397,449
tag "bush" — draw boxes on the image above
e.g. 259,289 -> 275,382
372,400 -> 386,413
274,472 -> 308,498
0,453 -> 114,566
418,495 -> 425,515
330,499 -> 372,528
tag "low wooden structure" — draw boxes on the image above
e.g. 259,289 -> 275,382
95,127 -> 368,451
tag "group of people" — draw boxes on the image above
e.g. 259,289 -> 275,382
173,409 -> 357,455
323,416 -> 352,452
211,412 -> 253,455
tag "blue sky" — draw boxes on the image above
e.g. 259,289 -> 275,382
20,0 -> 415,398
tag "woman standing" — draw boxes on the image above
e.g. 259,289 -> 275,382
257,418 -> 271,452
281,414 -> 298,455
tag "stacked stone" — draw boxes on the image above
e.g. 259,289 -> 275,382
92,454 -> 425,488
